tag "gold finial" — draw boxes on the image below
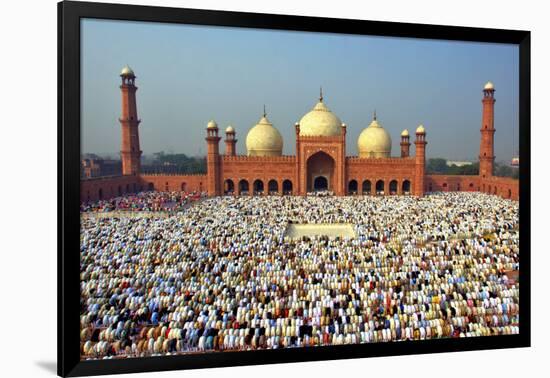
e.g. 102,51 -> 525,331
374,109 -> 377,120
319,86 -> 323,102
263,104 -> 267,117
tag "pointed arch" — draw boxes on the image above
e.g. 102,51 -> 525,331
402,180 -> 411,194
282,180 -> 293,195
238,179 -> 249,195
306,151 -> 335,192
253,179 -> 264,194
375,180 -> 384,195
268,180 -> 278,194
224,179 -> 234,194
389,180 -> 398,195
362,180 -> 371,195
348,179 -> 358,194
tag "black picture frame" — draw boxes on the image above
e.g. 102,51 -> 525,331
58,1 -> 531,376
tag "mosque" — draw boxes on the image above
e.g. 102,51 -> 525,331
80,66 -> 519,201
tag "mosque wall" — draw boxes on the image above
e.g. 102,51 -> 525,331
425,175 -> 480,193
81,175 -> 142,202
345,157 -> 417,194
480,176 -> 519,200
220,155 -> 297,194
425,175 -> 518,200
80,174 -> 209,202
140,174 -> 207,193
79,169 -> 518,201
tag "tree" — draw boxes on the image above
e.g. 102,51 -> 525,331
426,159 -> 478,175
426,158 -> 517,178
142,152 -> 207,174
427,158 -> 450,174
494,162 -> 519,179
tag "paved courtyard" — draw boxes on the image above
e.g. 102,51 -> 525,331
284,223 -> 356,239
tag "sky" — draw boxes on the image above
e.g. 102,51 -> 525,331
81,18 -> 519,162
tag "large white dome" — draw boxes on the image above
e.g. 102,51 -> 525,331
298,98 -> 343,137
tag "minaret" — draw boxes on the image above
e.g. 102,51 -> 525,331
400,129 -> 410,158
205,120 -> 221,196
225,126 -> 237,156
295,121 -> 301,195
340,121 -> 347,196
479,81 -> 496,178
119,65 -> 142,176
414,125 -> 427,197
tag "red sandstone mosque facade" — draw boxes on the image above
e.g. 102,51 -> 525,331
80,66 -> 519,202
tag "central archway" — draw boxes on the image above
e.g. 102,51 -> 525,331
307,151 -> 335,192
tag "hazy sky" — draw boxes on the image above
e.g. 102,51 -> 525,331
81,18 -> 519,161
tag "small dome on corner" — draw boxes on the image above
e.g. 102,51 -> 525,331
401,129 -> 409,137
416,124 -> 426,134
484,81 -> 494,90
225,125 -> 235,133
121,65 -> 135,76
207,120 -> 218,129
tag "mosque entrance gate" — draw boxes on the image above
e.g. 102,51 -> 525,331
305,151 -> 336,193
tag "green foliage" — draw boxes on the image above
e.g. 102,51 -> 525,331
495,163 -> 519,179
143,152 -> 206,174
426,158 -> 517,178
447,162 -> 479,176
426,158 -> 449,174
426,158 -> 479,175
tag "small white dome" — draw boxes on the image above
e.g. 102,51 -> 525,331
121,65 -> 135,76
225,125 -> 235,133
357,117 -> 392,158
401,129 -> 409,137
416,124 -> 426,134
207,120 -> 218,129
484,81 -> 494,90
246,115 -> 283,156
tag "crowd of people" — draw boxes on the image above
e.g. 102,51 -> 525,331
306,191 -> 335,197
79,191 -> 520,359
80,191 -> 205,213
